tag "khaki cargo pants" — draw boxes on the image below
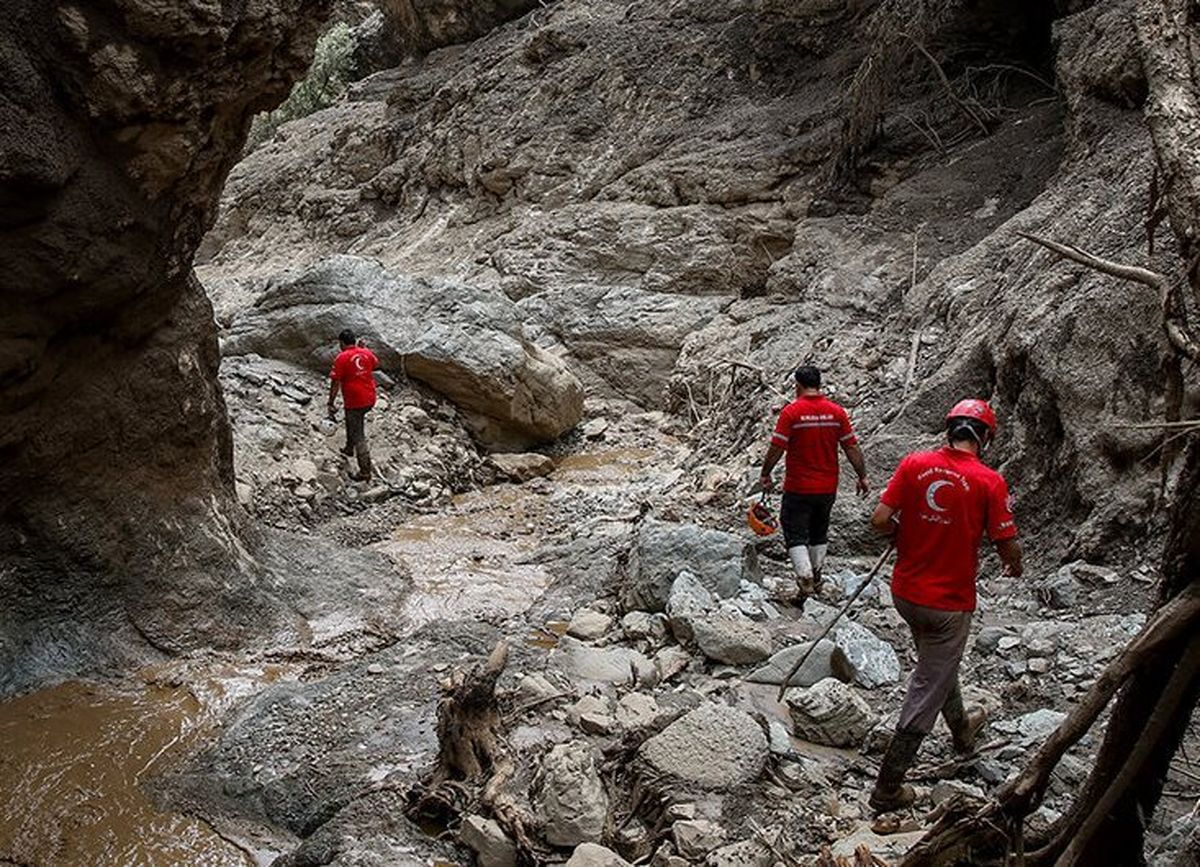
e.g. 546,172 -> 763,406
895,596 -> 973,734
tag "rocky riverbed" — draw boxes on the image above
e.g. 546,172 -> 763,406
2,0 -> 1199,865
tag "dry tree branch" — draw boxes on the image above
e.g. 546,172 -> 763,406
898,586 -> 1200,867
1017,231 -> 1200,363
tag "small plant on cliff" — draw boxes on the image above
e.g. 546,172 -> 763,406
246,22 -> 357,151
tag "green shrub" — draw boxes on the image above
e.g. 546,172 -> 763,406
246,22 -> 357,152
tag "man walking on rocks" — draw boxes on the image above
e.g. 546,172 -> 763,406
867,399 -> 1023,813
759,365 -> 870,598
327,329 -> 378,481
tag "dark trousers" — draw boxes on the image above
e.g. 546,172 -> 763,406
780,492 -> 836,547
345,406 -> 370,451
895,596 -> 972,734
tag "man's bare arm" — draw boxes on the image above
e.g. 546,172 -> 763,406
327,379 -> 339,414
996,538 -> 1023,577
759,443 -> 784,490
871,502 -> 897,536
842,442 -> 870,496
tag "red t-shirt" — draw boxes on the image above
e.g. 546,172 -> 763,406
880,447 -> 1018,611
330,346 -> 379,410
770,394 -> 858,495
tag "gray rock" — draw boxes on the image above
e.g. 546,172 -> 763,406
995,708 -> 1068,742
1061,560 -> 1121,585
491,452 -> 556,482
518,284 -> 729,405
223,256 -> 584,447
621,611 -> 669,644
931,780 -> 986,806
974,625 -> 1013,655
673,819 -> 726,860
567,608 -> 614,641
460,815 -> 518,867
1148,812 -> 1200,867
539,742 -> 610,846
566,843 -> 632,867
746,640 -> 855,687
568,695 -> 615,735
1037,568 -> 1078,609
786,678 -> 878,748
666,570 -> 716,644
703,839 -> 773,867
550,636 -> 655,686
831,620 -> 900,688
691,610 -> 772,666
625,519 -> 762,612
615,692 -> 662,731
640,703 -> 768,789
655,646 -> 694,683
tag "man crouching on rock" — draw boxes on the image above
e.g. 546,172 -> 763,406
759,365 -> 870,599
327,329 -> 378,482
867,399 -> 1023,813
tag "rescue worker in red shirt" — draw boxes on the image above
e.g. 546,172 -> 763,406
867,398 -> 1023,812
327,329 -> 379,482
759,366 -> 870,598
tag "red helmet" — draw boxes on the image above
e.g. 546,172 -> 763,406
946,399 -> 997,433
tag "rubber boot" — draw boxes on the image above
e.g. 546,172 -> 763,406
942,683 -> 987,755
869,729 -> 924,813
353,441 -> 373,481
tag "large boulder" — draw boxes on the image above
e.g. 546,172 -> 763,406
624,519 -> 762,613
639,703 -> 767,789
691,611 -> 772,666
222,256 -> 584,447
785,678 -> 877,748
539,741 -> 609,847
831,621 -> 900,689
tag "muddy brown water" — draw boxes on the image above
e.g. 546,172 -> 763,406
0,445 -> 669,866
0,680 -> 250,866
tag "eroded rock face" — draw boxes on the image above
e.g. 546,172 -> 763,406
0,0 -> 332,689
222,255 -> 584,446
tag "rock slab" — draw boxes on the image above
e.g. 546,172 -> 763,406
786,678 -> 878,747
639,703 -> 767,789
626,519 -> 763,612
539,741 -> 609,846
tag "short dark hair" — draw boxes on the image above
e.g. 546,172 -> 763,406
794,365 -> 821,388
948,418 -> 989,445
338,329 -> 356,347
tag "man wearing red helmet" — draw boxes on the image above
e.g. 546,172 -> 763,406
866,398 -> 1023,813
759,365 -> 870,599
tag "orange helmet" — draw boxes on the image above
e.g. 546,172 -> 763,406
747,497 -> 778,537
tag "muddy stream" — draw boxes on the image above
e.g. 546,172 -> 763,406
0,445 -> 665,867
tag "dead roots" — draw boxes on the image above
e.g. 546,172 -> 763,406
405,641 -> 539,860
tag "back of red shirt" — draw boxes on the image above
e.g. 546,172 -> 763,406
880,447 -> 1017,611
770,394 -> 857,495
331,346 -> 378,409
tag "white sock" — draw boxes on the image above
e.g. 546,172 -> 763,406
810,544 -> 828,572
789,546 -> 813,580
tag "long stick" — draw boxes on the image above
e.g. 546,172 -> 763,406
776,543 -> 895,702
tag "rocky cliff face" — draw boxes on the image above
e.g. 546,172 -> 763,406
201,0 -> 1194,563
0,0 -> 332,689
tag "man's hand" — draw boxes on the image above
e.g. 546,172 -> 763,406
759,474 -> 774,493
856,475 -> 871,498
996,538 -> 1024,577
326,402 -> 337,419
